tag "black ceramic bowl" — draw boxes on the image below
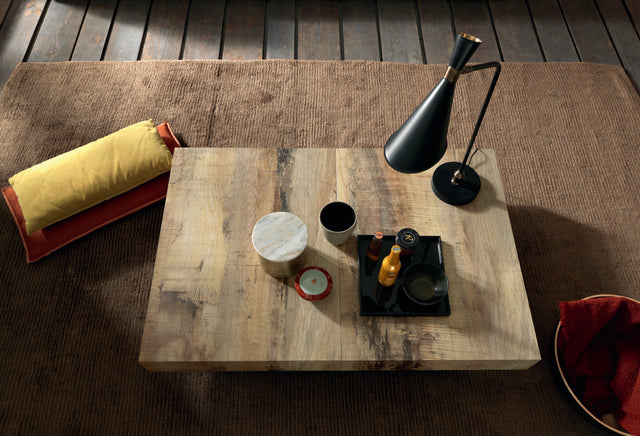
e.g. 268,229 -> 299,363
402,262 -> 448,307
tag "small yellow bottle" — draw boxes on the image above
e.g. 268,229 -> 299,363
377,245 -> 402,287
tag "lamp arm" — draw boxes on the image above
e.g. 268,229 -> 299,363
457,62 -> 501,174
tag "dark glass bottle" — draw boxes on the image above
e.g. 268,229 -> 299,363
364,232 -> 384,275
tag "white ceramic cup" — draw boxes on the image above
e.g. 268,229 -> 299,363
318,201 -> 357,245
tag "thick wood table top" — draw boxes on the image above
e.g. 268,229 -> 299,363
139,147 -> 540,371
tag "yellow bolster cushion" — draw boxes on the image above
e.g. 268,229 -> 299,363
9,120 -> 173,235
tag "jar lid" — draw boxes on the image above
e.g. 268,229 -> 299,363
396,228 -> 420,249
295,266 -> 333,301
252,212 -> 308,262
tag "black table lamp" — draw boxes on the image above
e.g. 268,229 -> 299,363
384,32 -> 501,205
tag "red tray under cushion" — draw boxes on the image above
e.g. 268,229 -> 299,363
2,121 -> 181,263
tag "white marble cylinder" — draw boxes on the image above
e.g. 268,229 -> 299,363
252,212 -> 308,278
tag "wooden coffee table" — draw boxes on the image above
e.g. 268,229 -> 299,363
139,147 -> 540,371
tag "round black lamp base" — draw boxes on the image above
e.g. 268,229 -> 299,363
431,162 -> 481,205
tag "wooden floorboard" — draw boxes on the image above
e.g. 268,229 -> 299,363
140,0 -> 189,60
222,0 -> 266,60
342,0 -> 380,61
559,0 -> 620,64
0,0 -> 639,92
377,0 -> 423,63
182,0 -> 225,60
527,0 -> 579,62
71,0 -> 118,61
417,0 -> 454,65
265,0 -> 295,59
0,0 -> 47,86
627,0 -> 640,31
28,0 -> 89,62
489,0 -> 543,62
449,0 -> 502,62
102,0 -> 151,61
297,0 -> 340,60
597,0 -> 640,88
0,0 -> 12,24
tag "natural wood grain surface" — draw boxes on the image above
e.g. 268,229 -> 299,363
182,0 -> 225,60
0,0 -> 12,23
417,0 -> 454,65
222,0 -> 265,60
140,148 -> 342,370
0,0 -> 46,85
527,0 -> 579,62
140,0 -> 189,60
27,0 -> 88,62
628,0 -> 640,29
140,147 -> 540,371
596,0 -> 640,88
377,0 -> 423,63
337,148 -> 539,369
265,0 -> 295,59
489,0 -> 543,62
2,0 -> 640,91
558,0 -> 620,64
297,0 -> 340,60
101,0 -> 151,61
342,0 -> 380,61
71,0 -> 117,61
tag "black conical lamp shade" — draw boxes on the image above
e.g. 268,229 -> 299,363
384,33 -> 481,174
383,79 -> 454,173
383,33 -> 501,206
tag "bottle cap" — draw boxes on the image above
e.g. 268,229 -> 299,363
374,231 -> 384,240
396,228 -> 419,250
295,266 -> 333,301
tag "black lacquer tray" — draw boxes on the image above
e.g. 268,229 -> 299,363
358,234 -> 451,316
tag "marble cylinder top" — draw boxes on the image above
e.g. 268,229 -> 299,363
252,212 -> 308,262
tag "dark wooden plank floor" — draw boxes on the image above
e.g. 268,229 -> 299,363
1,0 -> 640,91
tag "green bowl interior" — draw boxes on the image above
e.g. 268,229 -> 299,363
402,262 -> 448,306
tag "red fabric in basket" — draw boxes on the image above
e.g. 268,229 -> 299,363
2,121 -> 181,263
558,297 -> 640,435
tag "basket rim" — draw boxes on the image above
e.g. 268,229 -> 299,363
554,294 -> 639,436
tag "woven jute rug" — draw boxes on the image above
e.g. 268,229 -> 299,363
1,60 -> 639,434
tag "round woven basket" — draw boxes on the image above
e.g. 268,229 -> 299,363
553,294 -> 639,436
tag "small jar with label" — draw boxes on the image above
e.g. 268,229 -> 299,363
395,228 -> 420,258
